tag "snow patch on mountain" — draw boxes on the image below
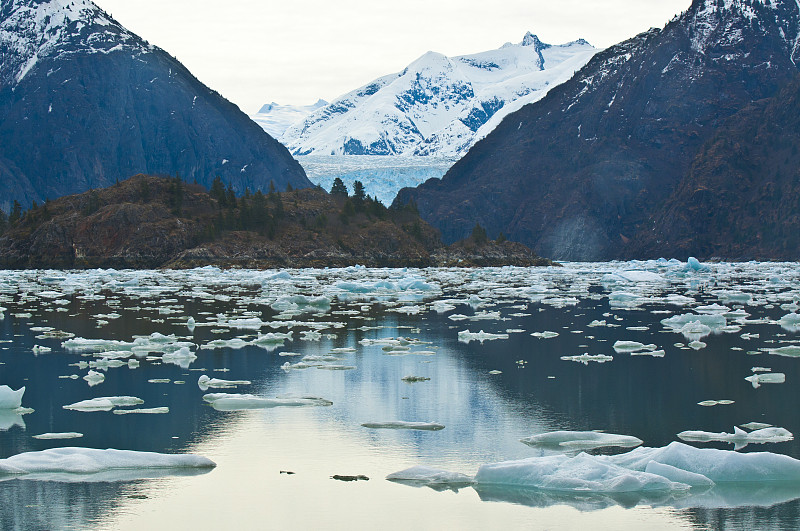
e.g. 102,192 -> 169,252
0,0 -> 145,86
280,33 -> 597,157
250,99 -> 328,139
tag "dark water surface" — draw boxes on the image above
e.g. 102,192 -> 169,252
0,263 -> 799,530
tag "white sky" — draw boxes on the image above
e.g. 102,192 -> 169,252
93,0 -> 689,114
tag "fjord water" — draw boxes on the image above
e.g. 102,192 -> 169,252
1,263 -> 800,530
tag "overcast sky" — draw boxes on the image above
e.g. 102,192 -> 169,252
93,0 -> 689,113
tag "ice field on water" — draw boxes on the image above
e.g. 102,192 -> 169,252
2,260 -> 800,529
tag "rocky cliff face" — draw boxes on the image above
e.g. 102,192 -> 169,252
629,74 -> 800,260
0,0 -> 311,213
395,0 -> 800,260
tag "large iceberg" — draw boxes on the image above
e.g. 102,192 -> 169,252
0,385 -> 25,409
520,431 -> 643,452
0,448 -> 215,482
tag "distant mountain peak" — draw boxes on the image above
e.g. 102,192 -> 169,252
521,32 -> 550,51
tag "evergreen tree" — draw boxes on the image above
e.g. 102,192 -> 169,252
210,176 -> 226,206
353,180 -> 366,211
471,223 -> 488,245
225,184 -> 237,209
9,200 -> 21,224
330,177 -> 348,197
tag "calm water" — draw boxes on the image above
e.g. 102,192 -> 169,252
1,263 -> 800,530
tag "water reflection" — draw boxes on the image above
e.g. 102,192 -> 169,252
0,264 -> 798,529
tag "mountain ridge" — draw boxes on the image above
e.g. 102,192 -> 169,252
394,0 -> 800,261
0,0 -> 312,211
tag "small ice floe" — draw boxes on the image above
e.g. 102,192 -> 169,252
741,422 -> 773,431
89,358 -> 126,370
778,312 -> 800,332
63,396 -> 144,412
752,367 -> 772,372
32,345 -> 52,354
661,313 -> 726,340
0,386 -> 25,409
197,375 -> 252,390
686,257 -> 710,272
587,320 -> 606,327
561,354 -> 613,365
83,370 -> 105,386
316,365 -> 356,371
697,400 -> 735,407
489,370 -> 502,375
768,346 -> 800,358
631,349 -> 666,357
202,393 -> 333,411
386,466 -> 473,489
361,421 -> 445,431
187,316 -> 196,332
613,341 -> 658,353
520,431 -> 643,452
32,432 -> 84,440
688,341 -> 707,350
531,331 -> 559,339
401,376 -> 430,383
457,330 -> 509,344
678,426 -> 793,450
112,407 -> 169,415
0,447 -> 215,480
745,372 -> 786,389
161,347 -> 197,368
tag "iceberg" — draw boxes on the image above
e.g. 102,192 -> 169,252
612,341 -> 658,353
520,431 -> 643,452
386,466 -> 473,489
0,447 -> 215,480
745,373 -> 786,388
32,432 -> 84,440
198,375 -> 252,390
677,427 -> 793,450
63,396 -> 144,412
457,330 -> 509,344
0,385 -> 25,409
561,354 -> 613,365
83,370 -> 105,386
361,421 -> 445,431
203,393 -> 333,411
475,453 -> 689,493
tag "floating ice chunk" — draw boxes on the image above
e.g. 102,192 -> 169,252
113,407 -> 170,415
665,294 -> 696,306
688,341 -> 707,350
610,441 -> 800,483
197,375 -> 252,390
89,358 -> 126,370
32,432 -> 83,440
63,396 -> 144,412
606,271 -> 666,283
0,447 -> 215,478
561,354 -> 613,365
696,304 -> 730,314
752,367 -> 771,373
587,320 -> 607,327
631,349 -> 666,357
531,331 -> 559,339
778,313 -> 800,332
686,257 -> 710,272
520,431 -> 643,452
677,427 -> 793,450
745,373 -> 785,388
489,370 -> 502,375
697,400 -> 734,407
643,461 -> 715,488
741,422 -> 774,431
386,466 -> 473,487
474,453 -> 688,493
613,341 -> 657,353
83,370 -> 105,386
361,421 -> 445,431
201,338 -> 250,350
458,330 -> 509,344
161,347 -> 197,368
202,393 -> 333,411
225,318 -> 266,330
32,345 -> 52,354
187,316 -> 196,332
301,330 -> 322,341
0,386 -> 25,409
768,346 -> 800,358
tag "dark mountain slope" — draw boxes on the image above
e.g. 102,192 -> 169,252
394,0 -> 800,260
629,74 -> 800,260
0,0 -> 311,212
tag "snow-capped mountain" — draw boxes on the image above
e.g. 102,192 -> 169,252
0,0 -> 310,210
251,99 -> 328,138
395,0 -> 800,260
280,33 -> 597,157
